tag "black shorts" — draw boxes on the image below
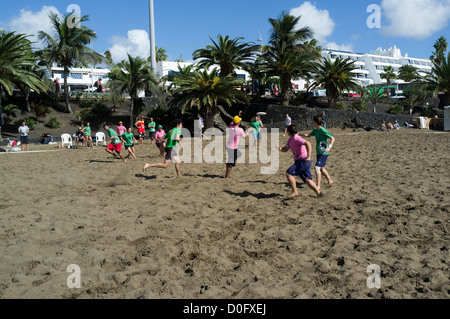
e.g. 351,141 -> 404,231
164,147 -> 180,163
138,132 -> 145,139
20,135 -> 29,144
156,142 -> 162,148
226,147 -> 242,167
149,132 -> 156,138
125,144 -> 134,150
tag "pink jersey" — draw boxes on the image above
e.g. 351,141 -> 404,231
155,130 -> 165,142
227,124 -> 245,149
286,134 -> 307,161
116,125 -> 126,136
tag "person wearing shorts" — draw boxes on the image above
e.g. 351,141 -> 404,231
148,118 -> 156,144
120,127 -> 136,159
18,121 -> 29,151
278,124 -> 322,199
83,122 -> 94,149
142,119 -> 184,178
301,115 -> 335,190
284,114 -> 291,137
103,124 -> 126,162
135,116 -> 145,145
225,116 -> 248,178
155,125 -> 166,156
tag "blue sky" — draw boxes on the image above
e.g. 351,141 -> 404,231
1,0 -> 449,63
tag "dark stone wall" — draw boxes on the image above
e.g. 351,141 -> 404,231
246,103 -> 414,131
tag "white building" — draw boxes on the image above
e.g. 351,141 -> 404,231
49,66 -> 110,91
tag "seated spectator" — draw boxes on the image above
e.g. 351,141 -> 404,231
380,121 -> 387,131
393,120 -> 400,129
387,122 -> 394,130
75,127 -> 86,147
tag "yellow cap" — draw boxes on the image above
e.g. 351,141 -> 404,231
233,116 -> 242,124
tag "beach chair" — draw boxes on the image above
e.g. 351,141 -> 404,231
61,134 -> 73,148
95,132 -> 106,146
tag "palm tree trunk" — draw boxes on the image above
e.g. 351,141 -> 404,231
129,95 -> 135,126
204,104 -> 218,129
280,77 -> 291,106
64,66 -> 72,113
0,94 -> 3,139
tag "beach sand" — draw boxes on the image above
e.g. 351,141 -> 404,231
0,128 -> 449,299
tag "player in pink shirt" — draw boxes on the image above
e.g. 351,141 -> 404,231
278,124 -> 322,199
155,125 -> 166,157
225,116 -> 248,178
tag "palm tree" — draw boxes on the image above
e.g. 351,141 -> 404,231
422,51 -> 450,108
430,36 -> 448,66
193,35 -> 257,77
38,12 -> 104,113
0,30 -> 49,137
398,64 -> 421,83
311,57 -> 361,109
108,53 -> 160,125
261,13 -> 319,105
365,85 -> 384,113
381,66 -> 396,86
170,67 -> 250,129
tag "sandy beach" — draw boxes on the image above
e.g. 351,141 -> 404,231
0,128 -> 449,299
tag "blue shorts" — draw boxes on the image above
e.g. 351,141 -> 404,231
286,159 -> 312,183
316,154 -> 329,168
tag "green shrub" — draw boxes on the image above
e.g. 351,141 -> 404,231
388,104 -> 403,115
2,104 -> 18,121
335,101 -> 347,110
351,99 -> 368,111
90,102 -> 111,120
46,116 -> 61,129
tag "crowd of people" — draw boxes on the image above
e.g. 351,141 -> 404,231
15,111 -> 336,199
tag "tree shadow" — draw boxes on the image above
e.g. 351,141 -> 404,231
223,190 -> 282,199
198,173 -> 223,179
135,174 -> 157,180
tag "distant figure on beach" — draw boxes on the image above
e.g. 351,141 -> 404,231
155,125 -> 166,157
197,114 -> 205,139
18,121 -> 29,151
380,121 -> 387,131
54,78 -> 61,98
278,124 -> 322,199
135,116 -> 146,145
387,121 -> 394,130
273,84 -> 279,96
284,114 -> 291,137
120,127 -> 137,159
96,78 -> 103,93
393,120 -> 400,129
322,111 -> 327,129
148,117 -> 156,144
82,122 -> 94,149
300,115 -> 335,191
142,119 -> 184,178
75,127 -> 86,148
225,116 -> 249,178
117,121 -> 126,139
103,124 -> 126,162
250,115 -> 264,147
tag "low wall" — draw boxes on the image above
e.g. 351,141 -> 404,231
246,103 -> 414,131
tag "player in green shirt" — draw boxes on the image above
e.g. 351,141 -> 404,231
82,122 -> 94,149
301,115 -> 335,190
120,127 -> 137,159
142,119 -> 184,177
103,124 -> 126,162
148,117 -> 156,144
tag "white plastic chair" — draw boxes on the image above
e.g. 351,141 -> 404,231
61,134 -> 73,148
95,132 -> 106,146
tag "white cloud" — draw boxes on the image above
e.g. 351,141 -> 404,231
381,0 -> 450,39
8,6 -> 61,46
109,30 -> 150,62
289,1 -> 335,44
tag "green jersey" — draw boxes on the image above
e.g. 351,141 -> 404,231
107,128 -> 121,144
251,121 -> 262,132
309,127 -> 333,155
84,126 -> 91,136
164,127 -> 181,149
121,132 -> 134,146
148,122 -> 156,132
